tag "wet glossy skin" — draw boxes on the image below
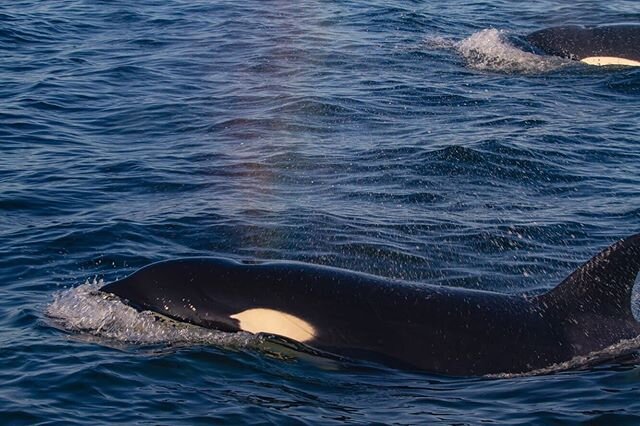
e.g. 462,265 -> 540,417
526,25 -> 640,63
101,234 -> 640,376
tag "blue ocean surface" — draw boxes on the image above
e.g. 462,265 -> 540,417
2,0 -> 640,424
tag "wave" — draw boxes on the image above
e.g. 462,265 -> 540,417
490,336 -> 640,378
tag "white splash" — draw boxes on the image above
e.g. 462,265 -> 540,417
426,28 -> 569,73
489,336 -> 640,379
46,279 -> 256,348
457,29 -> 569,73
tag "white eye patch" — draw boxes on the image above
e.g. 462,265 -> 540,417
580,56 -> 640,67
230,308 -> 316,342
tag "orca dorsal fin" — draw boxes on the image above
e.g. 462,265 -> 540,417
540,233 -> 640,319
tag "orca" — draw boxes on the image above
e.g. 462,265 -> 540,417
526,24 -> 640,66
100,233 -> 640,376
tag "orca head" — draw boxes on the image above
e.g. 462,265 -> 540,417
101,258 -> 246,332
100,258 -> 320,342
526,25 -> 586,59
526,24 -> 640,65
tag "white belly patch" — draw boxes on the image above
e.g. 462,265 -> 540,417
230,308 -> 316,342
580,56 -> 640,67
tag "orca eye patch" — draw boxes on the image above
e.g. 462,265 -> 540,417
231,308 -> 316,342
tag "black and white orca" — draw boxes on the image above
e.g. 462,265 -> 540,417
526,24 -> 640,66
100,233 -> 640,376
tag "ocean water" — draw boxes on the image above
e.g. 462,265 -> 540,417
2,0 -> 640,424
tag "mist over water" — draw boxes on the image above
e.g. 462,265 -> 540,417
3,0 -> 640,424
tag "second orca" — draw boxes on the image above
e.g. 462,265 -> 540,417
526,24 -> 640,66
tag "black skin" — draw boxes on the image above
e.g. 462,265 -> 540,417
101,234 -> 640,376
526,24 -> 640,61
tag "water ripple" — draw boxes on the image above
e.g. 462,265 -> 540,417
2,0 -> 640,424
